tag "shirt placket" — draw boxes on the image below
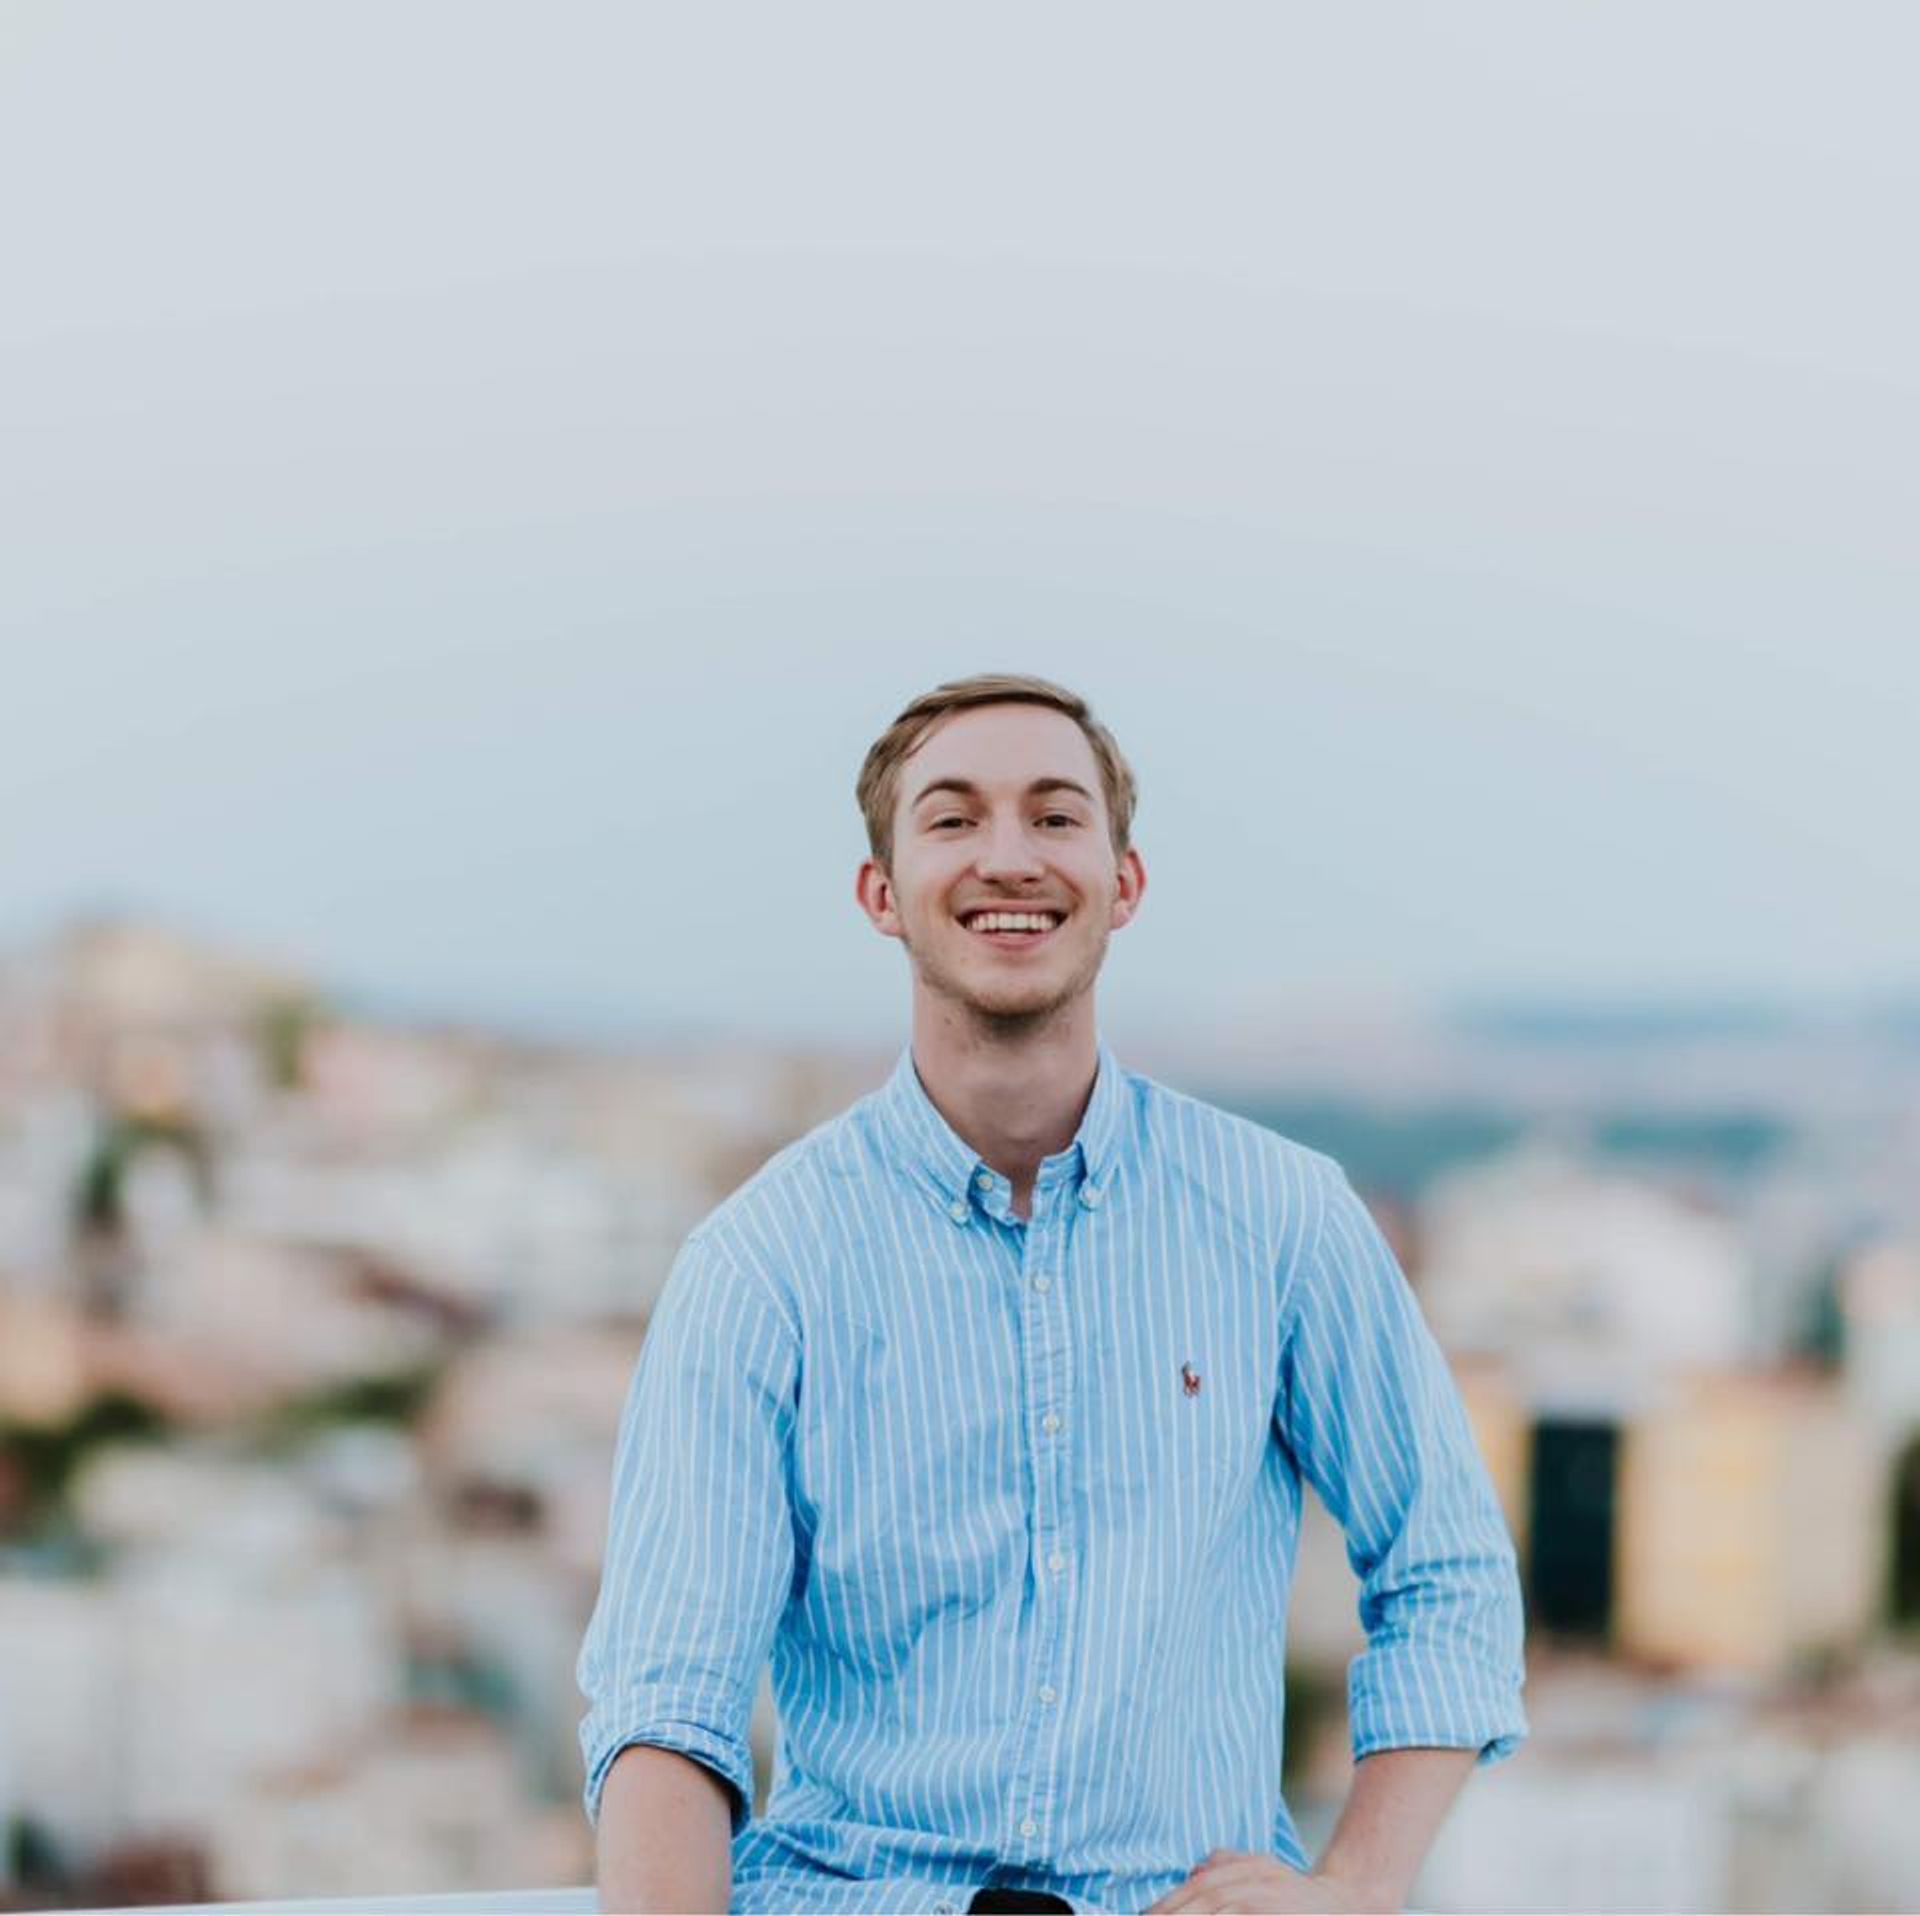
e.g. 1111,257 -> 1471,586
1000,1167 -> 1081,1864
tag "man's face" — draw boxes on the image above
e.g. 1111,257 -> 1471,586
856,703 -> 1146,1026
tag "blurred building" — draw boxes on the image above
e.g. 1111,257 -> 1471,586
1614,1371 -> 1883,1672
1415,1647 -> 1920,1914
1840,1239 -> 1920,1438
1418,1145 -> 1755,1373
204,1708 -> 570,1900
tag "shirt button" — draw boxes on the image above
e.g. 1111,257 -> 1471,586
1047,1549 -> 1067,1573
1079,1184 -> 1102,1208
975,1169 -> 993,1188
1032,1274 -> 1051,1293
1019,1818 -> 1038,1839
1041,1412 -> 1061,1435
1038,1684 -> 1057,1704
949,1199 -> 969,1224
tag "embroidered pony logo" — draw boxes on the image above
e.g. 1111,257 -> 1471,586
1180,1361 -> 1202,1397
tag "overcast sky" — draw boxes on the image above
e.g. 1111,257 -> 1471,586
3,3 -> 1916,1045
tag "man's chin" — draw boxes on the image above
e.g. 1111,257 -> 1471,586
966,990 -> 1069,1023
903,939 -> 1106,1029
927,969 -> 1088,1028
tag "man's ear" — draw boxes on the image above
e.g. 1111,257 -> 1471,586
855,859 -> 904,939
1110,847 -> 1147,930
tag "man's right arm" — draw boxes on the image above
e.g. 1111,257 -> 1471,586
576,1231 -> 800,1911
596,1744 -> 734,1915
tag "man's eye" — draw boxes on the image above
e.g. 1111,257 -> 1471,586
930,816 -> 971,831
1038,814 -> 1080,829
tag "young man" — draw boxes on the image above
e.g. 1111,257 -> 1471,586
579,675 -> 1527,1915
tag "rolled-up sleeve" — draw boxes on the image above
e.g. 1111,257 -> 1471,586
576,1227 -> 799,1832
1277,1160 -> 1528,1769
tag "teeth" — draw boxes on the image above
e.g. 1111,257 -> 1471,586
968,911 -> 1060,933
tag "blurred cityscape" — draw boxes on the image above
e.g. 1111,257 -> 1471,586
1,918 -> 1918,1913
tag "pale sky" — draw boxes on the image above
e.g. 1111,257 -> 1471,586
3,3 -> 1916,1044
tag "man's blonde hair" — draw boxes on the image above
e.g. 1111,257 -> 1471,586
856,673 -> 1137,869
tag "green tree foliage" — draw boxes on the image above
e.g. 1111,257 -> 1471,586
0,1392 -> 167,1535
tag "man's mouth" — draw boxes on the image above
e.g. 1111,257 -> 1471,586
959,908 -> 1065,942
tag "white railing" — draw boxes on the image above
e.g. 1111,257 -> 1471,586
63,1891 -> 597,1916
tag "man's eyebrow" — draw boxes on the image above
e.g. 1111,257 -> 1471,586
907,776 -> 1097,808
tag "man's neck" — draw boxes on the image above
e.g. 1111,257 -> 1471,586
909,992 -> 1100,1219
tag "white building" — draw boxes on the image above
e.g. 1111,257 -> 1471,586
1416,1145 -> 1754,1379
1417,1745 -> 1736,1914
1841,1240 -> 1920,1438
205,1710 -> 562,1900
0,1579 -> 122,1861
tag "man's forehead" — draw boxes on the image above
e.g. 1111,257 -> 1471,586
900,703 -> 1100,790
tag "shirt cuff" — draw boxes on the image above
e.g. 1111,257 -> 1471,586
1346,1641 -> 1529,1771
580,1697 -> 756,1834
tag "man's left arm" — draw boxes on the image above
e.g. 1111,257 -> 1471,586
1315,1744 -> 1478,1908
1159,1157 -> 1528,1911
1153,1157 -> 1527,1913
1149,1156 -> 1525,1913
1280,1156 -> 1528,1761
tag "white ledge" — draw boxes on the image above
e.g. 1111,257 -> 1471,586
59,1890 -> 597,1916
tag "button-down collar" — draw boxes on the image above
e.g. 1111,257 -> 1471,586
874,1040 -> 1129,1220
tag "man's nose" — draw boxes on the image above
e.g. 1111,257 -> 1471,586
973,814 -> 1045,880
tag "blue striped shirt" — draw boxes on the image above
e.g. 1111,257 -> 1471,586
578,1044 -> 1526,1914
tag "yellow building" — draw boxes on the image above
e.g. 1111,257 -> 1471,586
1451,1355 -> 1532,1552
1451,1357 -> 1888,1676
1612,1371 -> 1883,1673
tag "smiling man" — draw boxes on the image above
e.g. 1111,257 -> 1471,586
578,674 -> 1527,1915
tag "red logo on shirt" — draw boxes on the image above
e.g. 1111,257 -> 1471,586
1181,1362 -> 1202,1397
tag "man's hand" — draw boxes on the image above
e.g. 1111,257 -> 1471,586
1143,1849 -> 1395,1914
